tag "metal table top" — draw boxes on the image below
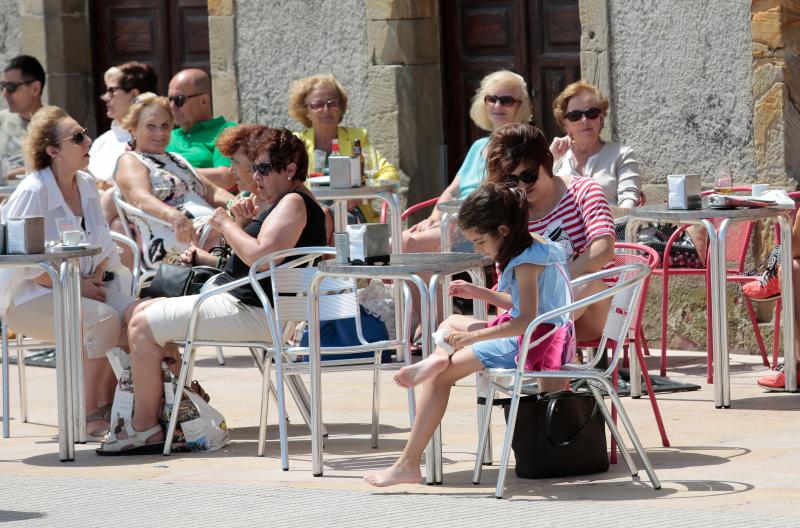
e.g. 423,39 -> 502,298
0,245 -> 101,265
309,183 -> 398,200
436,200 -> 463,214
629,204 -> 792,221
318,252 -> 491,275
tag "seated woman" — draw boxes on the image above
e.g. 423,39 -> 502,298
113,93 -> 233,264
488,123 -> 616,341
288,74 -> 399,223
0,106 -> 134,441
403,70 -> 532,253
550,80 -> 641,210
97,128 -> 328,454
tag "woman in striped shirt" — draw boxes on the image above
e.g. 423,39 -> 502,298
487,123 -> 616,341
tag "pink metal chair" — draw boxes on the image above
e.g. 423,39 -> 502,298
657,186 -> 770,383
380,196 -> 439,224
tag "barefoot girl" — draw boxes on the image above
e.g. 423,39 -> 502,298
365,182 -> 573,487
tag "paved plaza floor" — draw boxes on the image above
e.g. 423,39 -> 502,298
1,347 -> 798,527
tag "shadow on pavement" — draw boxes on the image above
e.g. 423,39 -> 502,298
0,510 -> 46,522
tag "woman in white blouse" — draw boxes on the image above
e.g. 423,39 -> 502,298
550,80 -> 641,209
0,106 -> 134,441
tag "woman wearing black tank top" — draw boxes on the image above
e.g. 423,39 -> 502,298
98,128 -> 327,455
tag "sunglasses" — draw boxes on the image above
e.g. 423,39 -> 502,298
484,94 -> 520,107
306,99 -> 340,111
509,168 -> 538,186
104,86 -> 124,96
168,93 -> 204,107
564,107 -> 602,122
56,128 -> 90,146
0,79 -> 36,94
251,161 -> 275,176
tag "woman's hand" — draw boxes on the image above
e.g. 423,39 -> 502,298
446,330 -> 475,351
80,276 -> 106,302
550,136 -> 573,160
409,217 -> 439,234
230,195 -> 257,226
181,245 -> 217,267
167,209 -> 198,245
207,207 -> 234,232
448,280 -> 480,299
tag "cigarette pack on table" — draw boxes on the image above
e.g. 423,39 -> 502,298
667,174 -> 702,210
329,155 -> 360,188
5,216 -> 45,254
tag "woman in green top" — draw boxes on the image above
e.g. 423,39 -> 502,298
402,70 -> 532,253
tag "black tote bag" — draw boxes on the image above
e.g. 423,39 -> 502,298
502,390 -> 609,479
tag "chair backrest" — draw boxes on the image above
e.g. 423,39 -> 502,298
112,188 -> 171,269
610,243 -> 659,335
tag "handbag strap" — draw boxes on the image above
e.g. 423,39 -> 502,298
544,393 -> 600,447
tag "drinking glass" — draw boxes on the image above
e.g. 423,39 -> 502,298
363,146 -> 378,186
714,166 -> 733,195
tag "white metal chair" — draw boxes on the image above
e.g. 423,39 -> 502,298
249,247 -> 413,472
1,232 -> 140,435
472,262 -> 661,498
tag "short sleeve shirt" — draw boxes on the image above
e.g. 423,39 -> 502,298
456,137 -> 489,199
527,177 -> 615,262
166,115 -> 236,169
0,109 -> 29,170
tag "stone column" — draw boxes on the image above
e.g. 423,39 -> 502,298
579,0 -> 614,142
20,0 -> 94,133
208,0 -> 239,122
366,0 -> 444,210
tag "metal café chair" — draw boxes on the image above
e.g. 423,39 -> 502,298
473,262 -> 661,499
248,247 -> 413,472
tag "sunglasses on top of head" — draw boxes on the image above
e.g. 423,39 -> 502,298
484,94 -> 520,107
509,168 -> 538,186
564,107 -> 602,122
55,128 -> 90,146
0,79 -> 36,94
168,93 -> 204,108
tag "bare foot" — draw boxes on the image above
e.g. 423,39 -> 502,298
394,354 -> 449,388
364,462 -> 422,487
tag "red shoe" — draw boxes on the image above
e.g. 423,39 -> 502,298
743,274 -> 780,301
756,363 -> 800,392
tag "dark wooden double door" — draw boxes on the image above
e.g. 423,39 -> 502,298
441,0 -> 581,178
90,0 -> 210,132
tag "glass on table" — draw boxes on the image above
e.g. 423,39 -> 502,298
363,145 -> 379,186
713,166 -> 733,195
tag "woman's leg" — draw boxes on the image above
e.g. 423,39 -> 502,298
365,345 -> 485,487
571,279 -> 612,341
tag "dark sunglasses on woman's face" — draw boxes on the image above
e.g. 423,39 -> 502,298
251,161 -> 274,176
510,168 -> 538,185
484,94 -> 520,107
565,107 -> 602,122
0,79 -> 36,94
57,128 -> 90,146
168,93 -> 204,108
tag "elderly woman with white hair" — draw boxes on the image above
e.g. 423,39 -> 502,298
402,70 -> 533,253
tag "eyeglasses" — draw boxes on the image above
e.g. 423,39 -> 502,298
105,86 -> 124,96
168,93 -> 204,108
306,99 -> 340,111
55,128 -> 90,146
484,94 -> 520,107
564,107 -> 602,122
251,161 -> 275,176
509,168 -> 538,186
0,80 -> 36,94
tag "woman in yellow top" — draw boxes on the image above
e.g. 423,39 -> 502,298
289,74 -> 399,222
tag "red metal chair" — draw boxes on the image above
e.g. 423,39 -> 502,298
577,243 -> 670,463
380,196 -> 440,224
656,186 -> 771,382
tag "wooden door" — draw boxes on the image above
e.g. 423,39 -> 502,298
90,0 -> 210,132
441,0 -> 580,179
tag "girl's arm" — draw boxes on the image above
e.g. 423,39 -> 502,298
449,280 -> 512,311
449,263 -> 542,349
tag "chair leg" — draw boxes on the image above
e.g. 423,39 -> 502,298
610,368 -> 618,465
744,298 -> 769,367
215,346 -> 225,366
258,355 -> 271,457
473,386 -> 495,485
274,356 -> 290,471
773,299 -> 782,369
660,272 -> 670,377
595,377 -> 661,489
2,321 -> 9,438
640,326 -> 651,357
16,346 -> 28,423
370,352 -> 381,449
495,381 -> 523,499
635,338 -> 670,447
587,383 -> 638,477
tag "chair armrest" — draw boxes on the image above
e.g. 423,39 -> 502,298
110,232 -> 141,296
401,197 -> 440,221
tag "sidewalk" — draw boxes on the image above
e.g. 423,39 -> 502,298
1,348 -> 798,527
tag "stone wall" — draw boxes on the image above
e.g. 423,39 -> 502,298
0,0 -> 21,110
234,0 -> 369,130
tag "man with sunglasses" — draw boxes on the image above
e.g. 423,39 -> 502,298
165,69 -> 236,192
0,55 -> 45,179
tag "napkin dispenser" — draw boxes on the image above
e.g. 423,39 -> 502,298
667,174 -> 702,210
5,216 -> 45,254
346,223 -> 390,264
329,155 -> 360,188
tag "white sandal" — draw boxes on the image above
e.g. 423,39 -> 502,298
95,421 -> 164,456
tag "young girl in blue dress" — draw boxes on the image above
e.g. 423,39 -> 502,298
365,182 -> 574,487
